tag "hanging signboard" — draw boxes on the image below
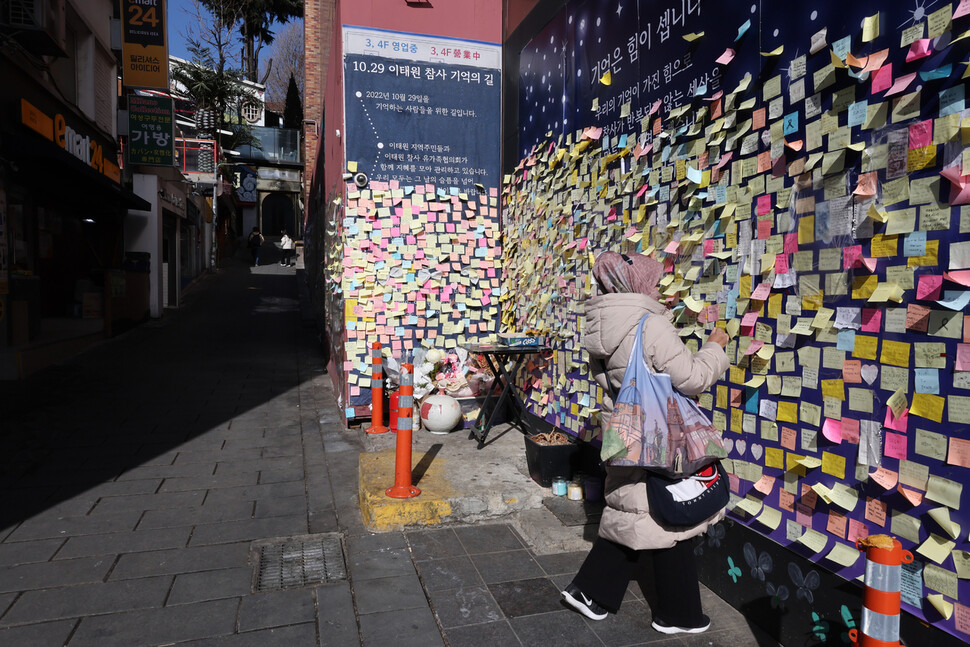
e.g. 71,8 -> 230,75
128,95 -> 174,166
121,0 -> 169,90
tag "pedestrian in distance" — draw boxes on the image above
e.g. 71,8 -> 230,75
248,227 -> 264,266
280,230 -> 295,267
561,251 -> 730,635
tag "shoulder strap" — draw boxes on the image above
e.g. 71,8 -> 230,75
599,313 -> 651,400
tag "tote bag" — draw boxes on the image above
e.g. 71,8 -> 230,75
600,314 -> 727,476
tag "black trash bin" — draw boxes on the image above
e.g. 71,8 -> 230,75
524,433 -> 582,487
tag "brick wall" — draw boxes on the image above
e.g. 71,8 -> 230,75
303,0 -> 335,215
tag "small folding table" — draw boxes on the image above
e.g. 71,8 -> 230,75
465,343 -> 551,449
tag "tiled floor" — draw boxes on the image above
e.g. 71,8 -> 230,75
406,524 -> 781,647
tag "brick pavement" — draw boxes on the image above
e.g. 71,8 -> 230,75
0,251 -> 776,646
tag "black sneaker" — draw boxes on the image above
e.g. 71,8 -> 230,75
561,583 -> 608,620
651,614 -> 711,634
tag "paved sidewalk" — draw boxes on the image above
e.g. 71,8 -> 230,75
0,251 -> 776,646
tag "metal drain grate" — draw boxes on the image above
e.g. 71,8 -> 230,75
254,534 -> 347,591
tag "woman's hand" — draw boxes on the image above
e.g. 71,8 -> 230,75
707,328 -> 729,348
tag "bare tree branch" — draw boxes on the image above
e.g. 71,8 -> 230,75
260,19 -> 304,106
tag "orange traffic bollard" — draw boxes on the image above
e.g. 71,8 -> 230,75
848,534 -> 914,647
386,363 -> 420,498
365,342 -> 388,434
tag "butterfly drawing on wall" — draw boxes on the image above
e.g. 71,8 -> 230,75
743,542 -> 773,581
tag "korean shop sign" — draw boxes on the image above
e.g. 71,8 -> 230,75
128,95 -> 174,166
121,0 -> 169,89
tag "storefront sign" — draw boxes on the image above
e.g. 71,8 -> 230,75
128,95 -> 174,166
20,98 -> 121,184
121,0 -> 169,89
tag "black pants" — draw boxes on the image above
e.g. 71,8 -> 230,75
571,536 -> 703,626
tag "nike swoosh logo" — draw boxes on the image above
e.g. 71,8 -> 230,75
580,592 -> 594,606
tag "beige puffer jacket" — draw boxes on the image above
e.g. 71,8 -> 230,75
585,292 -> 731,550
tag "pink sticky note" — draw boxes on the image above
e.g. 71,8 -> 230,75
884,407 -> 909,433
872,64 -> 893,94
848,518 -> 869,545
843,245 -> 863,269
775,253 -> 790,274
784,232 -> 799,254
957,602 -> 970,636
716,48 -> 736,65
664,240 -> 680,254
871,467 -> 898,489
905,39 -> 932,63
884,72 -> 917,96
729,473 -> 740,493
885,432 -> 908,460
917,274 -> 943,300
757,194 -> 771,216
956,0 -> 970,19
841,418 -> 860,444
750,282 -> 772,300
703,239 -> 714,256
745,340 -> 765,356
796,503 -> 813,527
822,418 -> 843,444
908,120 -> 932,150
956,343 -> 970,371
757,219 -> 772,238
861,309 -> 882,333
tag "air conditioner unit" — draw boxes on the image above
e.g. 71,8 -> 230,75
1,0 -> 67,57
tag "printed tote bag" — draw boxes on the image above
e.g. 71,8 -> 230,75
600,314 -> 727,476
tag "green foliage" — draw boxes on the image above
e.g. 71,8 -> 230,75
283,74 -> 303,129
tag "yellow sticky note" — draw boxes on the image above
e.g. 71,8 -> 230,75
880,339 -> 911,367
862,13 -> 880,42
821,379 -> 845,401
870,233 -> 899,257
927,594 -> 954,620
911,393 -> 944,422
827,542 -> 862,567
852,335 -> 878,361
756,506 -> 783,530
926,475 -> 963,508
918,534 -> 957,565
348,160 -> 358,172
928,507 -> 961,540
822,451 -> 846,479
765,447 -> 785,469
797,528 -> 829,553
777,401 -> 798,423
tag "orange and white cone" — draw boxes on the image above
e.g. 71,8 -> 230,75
848,534 -> 914,647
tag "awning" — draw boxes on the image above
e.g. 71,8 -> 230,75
4,130 -> 152,211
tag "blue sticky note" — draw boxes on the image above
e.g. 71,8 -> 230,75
744,386 -> 759,413
687,166 -> 703,183
903,232 -> 926,257
900,560 -> 923,608
837,329 -> 856,351
939,290 -> 970,311
619,134 -> 628,148
940,86 -> 966,116
736,19 -> 751,41
345,408 -> 356,417
716,184 -> 727,204
847,101 -> 868,127
915,369 -> 939,394
726,288 -> 738,320
919,64 -> 952,82
832,36 -> 851,61
783,112 -> 799,135
815,202 -> 831,243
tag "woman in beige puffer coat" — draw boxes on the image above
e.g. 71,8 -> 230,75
561,251 -> 730,635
